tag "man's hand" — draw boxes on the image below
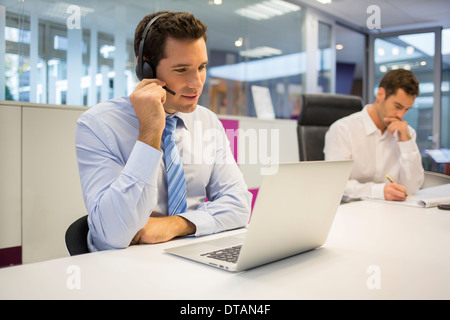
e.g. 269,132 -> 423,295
132,216 -> 196,245
384,183 -> 408,201
384,117 -> 411,141
129,79 -> 167,149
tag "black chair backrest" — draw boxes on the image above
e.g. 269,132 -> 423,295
65,215 -> 89,256
297,93 -> 363,161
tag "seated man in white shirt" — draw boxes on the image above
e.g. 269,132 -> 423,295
324,69 -> 424,201
75,11 -> 252,251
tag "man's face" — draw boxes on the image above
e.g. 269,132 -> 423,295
376,87 -> 416,127
156,36 -> 208,114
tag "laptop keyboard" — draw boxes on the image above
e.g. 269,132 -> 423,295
201,245 -> 242,264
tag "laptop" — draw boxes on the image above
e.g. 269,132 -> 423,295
164,160 -> 353,272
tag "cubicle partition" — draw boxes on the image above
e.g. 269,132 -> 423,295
0,101 -> 298,266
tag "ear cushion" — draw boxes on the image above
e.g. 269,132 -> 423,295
136,59 -> 155,81
142,60 -> 155,79
135,58 -> 155,81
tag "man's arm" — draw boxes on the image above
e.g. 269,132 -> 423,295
132,216 -> 196,244
76,80 -> 168,251
76,123 -> 162,250
384,117 -> 424,195
324,122 -> 388,200
131,79 -> 167,149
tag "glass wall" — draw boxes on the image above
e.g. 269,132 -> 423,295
201,0 -> 306,118
1,0 -> 330,119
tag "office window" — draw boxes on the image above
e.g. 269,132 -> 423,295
4,16 -> 32,102
198,0 -> 306,118
2,0 -> 323,119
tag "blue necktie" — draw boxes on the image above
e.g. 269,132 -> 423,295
163,116 -> 187,215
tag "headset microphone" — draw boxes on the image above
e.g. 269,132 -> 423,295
162,86 -> 176,96
136,13 -> 176,95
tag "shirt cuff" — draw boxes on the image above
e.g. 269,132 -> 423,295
370,183 -> 385,200
178,210 -> 216,237
123,140 -> 162,186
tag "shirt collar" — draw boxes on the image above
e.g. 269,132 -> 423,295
165,111 -> 193,132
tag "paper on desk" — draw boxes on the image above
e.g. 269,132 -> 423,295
365,183 -> 450,208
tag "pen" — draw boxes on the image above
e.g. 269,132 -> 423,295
385,174 -> 396,184
385,174 -> 408,198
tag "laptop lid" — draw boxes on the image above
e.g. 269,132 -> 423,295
235,160 -> 352,271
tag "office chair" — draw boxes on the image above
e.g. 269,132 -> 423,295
421,171 -> 450,189
297,93 -> 363,161
65,215 -> 89,256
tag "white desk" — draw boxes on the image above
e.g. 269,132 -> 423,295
1,200 -> 449,300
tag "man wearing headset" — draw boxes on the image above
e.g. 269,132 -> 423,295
75,11 -> 252,251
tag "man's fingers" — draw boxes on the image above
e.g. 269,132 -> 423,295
385,183 -> 407,201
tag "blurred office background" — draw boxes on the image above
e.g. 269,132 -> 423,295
1,0 -> 449,171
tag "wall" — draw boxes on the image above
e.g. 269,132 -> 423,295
0,101 -> 299,265
0,101 -> 87,266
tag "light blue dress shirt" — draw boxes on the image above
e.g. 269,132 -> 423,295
75,96 -> 252,251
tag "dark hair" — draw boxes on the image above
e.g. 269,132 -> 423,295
134,11 -> 207,71
379,69 -> 420,99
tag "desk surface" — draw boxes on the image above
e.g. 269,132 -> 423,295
1,200 -> 449,300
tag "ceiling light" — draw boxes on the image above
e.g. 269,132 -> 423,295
254,3 -> 285,16
236,8 -> 270,20
270,0 -> 302,11
239,46 -> 283,58
315,0 -> 332,4
406,46 -> 415,55
263,0 -> 297,13
43,2 -> 94,21
235,37 -> 243,47
236,0 -> 301,20
335,44 -> 344,50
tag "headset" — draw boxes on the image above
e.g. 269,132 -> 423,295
135,13 -> 176,95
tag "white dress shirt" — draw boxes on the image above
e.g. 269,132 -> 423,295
75,96 -> 252,251
324,105 -> 424,200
